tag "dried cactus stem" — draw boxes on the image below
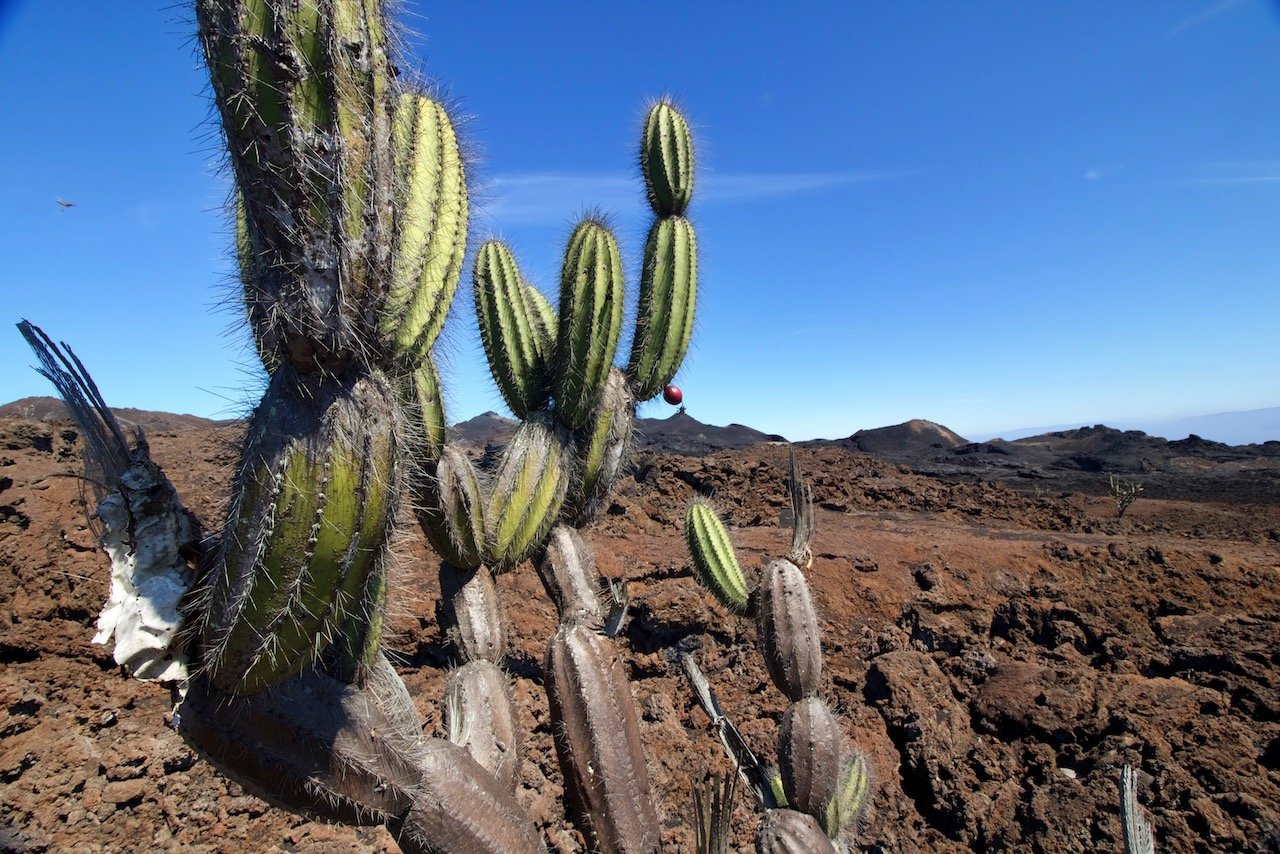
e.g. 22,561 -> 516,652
756,558 -> 823,701
546,623 -> 661,854
179,659 -> 543,854
754,808 -> 838,854
534,525 -> 605,626
438,563 -> 507,663
442,660 -> 521,793
778,696 -> 844,821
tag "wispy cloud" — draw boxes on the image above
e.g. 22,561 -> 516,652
700,170 -> 908,203
1083,165 -> 1123,182
1190,162 -> 1280,186
474,169 -> 908,226
1165,0 -> 1243,40
474,173 -> 636,227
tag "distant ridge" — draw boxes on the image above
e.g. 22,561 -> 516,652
449,408 -> 785,456
973,406 -> 1280,446
838,419 -> 967,456
0,396 -> 232,433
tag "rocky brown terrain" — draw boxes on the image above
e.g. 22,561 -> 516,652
1,406 -> 1277,852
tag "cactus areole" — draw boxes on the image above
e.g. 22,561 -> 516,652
663,384 -> 683,405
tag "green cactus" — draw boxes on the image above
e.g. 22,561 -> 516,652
201,368 -> 398,695
414,446 -> 486,571
641,99 -> 695,218
22,3 -> 895,851
381,93 -> 469,368
627,215 -> 698,401
473,240 -> 555,417
822,750 -> 872,838
684,500 -> 753,612
197,0 -> 394,375
484,414 -> 569,571
553,218 -> 626,430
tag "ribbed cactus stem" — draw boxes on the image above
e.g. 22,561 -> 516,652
756,558 -> 823,701
381,92 -> 468,368
473,240 -> 554,417
485,415 -> 568,571
201,367 -> 398,695
546,623 -> 661,854
785,449 -> 815,569
823,750 -> 872,839
685,500 -> 752,612
566,368 -> 635,525
640,100 -> 695,218
778,697 -> 844,823
442,660 -> 521,793
197,0 -> 394,374
755,809 -> 838,854
438,563 -> 507,663
179,663 -> 544,853
534,525 -> 605,626
626,215 -> 697,401
400,355 -> 447,465
414,446 -> 486,571
554,218 -> 625,430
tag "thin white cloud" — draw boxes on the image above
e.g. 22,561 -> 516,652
1083,165 -> 1123,182
1190,162 -> 1280,186
700,170 -> 908,203
476,169 -> 908,226
1165,0 -> 1243,39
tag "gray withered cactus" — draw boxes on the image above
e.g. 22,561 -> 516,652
17,1 -> 874,851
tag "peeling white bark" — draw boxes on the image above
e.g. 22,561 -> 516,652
91,461 -> 196,683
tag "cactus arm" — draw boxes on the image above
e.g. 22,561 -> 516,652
553,218 -> 625,429
383,93 -> 468,367
684,500 -> 752,612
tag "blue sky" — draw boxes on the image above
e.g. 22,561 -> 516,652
2,1 -> 1277,442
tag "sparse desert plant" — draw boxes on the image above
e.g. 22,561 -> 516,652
1110,474 -> 1144,518
16,1 -> 871,851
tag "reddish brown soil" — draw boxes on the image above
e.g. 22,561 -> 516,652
2,416 -> 1278,852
